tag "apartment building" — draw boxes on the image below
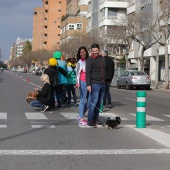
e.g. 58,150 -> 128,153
60,0 -> 88,45
127,0 -> 170,84
11,37 -> 32,59
86,0 -> 128,33
32,0 -> 66,51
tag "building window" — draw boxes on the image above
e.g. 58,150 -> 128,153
45,10 -> 48,13
59,1 -> 61,4
58,9 -> 61,12
68,24 -> 75,30
58,26 -> 60,28
76,23 -> 82,30
58,34 -> 60,36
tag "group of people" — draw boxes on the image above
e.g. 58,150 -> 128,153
30,43 -> 115,127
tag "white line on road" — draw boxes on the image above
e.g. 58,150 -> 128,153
25,112 -> 47,120
124,97 -> 136,101
99,112 -> 127,120
0,149 -> 169,155
31,125 -> 55,128
0,112 -> 7,119
125,125 -> 170,148
130,114 -> 164,121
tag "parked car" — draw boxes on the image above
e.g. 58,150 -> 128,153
117,70 -> 151,90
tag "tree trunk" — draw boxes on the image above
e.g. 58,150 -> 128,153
164,45 -> 169,90
140,48 -> 144,71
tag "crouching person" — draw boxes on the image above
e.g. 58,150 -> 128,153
30,74 -> 52,112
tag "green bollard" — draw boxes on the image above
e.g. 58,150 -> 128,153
136,91 -> 146,128
99,103 -> 103,113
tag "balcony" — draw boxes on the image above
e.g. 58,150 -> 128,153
99,16 -> 126,27
100,0 -> 129,10
127,3 -> 135,14
86,11 -> 91,19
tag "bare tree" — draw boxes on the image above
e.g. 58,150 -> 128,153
151,0 -> 170,89
120,11 -> 158,71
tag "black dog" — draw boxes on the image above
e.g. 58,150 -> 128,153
105,117 -> 121,129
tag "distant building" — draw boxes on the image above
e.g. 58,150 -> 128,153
10,37 -> 32,60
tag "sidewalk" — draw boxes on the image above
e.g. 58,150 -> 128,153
151,84 -> 170,92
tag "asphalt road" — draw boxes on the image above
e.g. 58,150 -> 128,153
0,70 -> 170,170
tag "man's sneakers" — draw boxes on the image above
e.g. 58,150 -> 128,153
87,121 -> 97,127
42,105 -> 50,112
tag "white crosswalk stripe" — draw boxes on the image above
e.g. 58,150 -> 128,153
25,112 -> 55,128
99,112 -> 127,120
0,112 -> 7,128
130,113 -> 164,121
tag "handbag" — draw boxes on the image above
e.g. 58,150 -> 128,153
26,91 -> 38,104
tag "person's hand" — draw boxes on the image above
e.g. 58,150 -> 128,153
34,87 -> 38,91
74,84 -> 80,89
87,86 -> 91,92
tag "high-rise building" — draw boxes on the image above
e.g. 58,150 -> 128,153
32,0 -> 66,51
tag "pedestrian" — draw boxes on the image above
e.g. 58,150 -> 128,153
75,46 -> 90,125
65,55 -> 78,107
86,44 -> 105,126
101,50 -> 115,108
1,67 -> 3,73
44,58 -> 59,109
30,74 -> 52,112
53,51 -> 67,108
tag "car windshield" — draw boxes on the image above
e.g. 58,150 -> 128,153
130,71 -> 146,76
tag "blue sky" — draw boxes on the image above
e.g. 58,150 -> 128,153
0,0 -> 42,62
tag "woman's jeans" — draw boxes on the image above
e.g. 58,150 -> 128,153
30,100 -> 44,108
66,84 -> 77,104
87,83 -> 105,122
78,81 -> 91,119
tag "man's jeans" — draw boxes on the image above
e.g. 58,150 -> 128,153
78,81 -> 91,119
88,83 -> 105,122
103,81 -> 111,105
30,100 -> 44,108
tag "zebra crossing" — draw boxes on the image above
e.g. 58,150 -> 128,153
0,111 -> 170,129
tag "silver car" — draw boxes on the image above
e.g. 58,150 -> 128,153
117,70 -> 151,90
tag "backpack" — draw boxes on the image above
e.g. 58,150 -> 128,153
52,74 -> 59,88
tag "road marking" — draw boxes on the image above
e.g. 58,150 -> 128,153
25,112 -> 47,120
125,125 -> 170,148
0,149 -> 169,155
130,114 -> 164,121
125,97 -> 136,101
164,115 -> 170,118
60,112 -> 78,120
0,125 -> 7,128
99,112 -> 127,120
0,112 -> 7,119
31,125 -> 55,128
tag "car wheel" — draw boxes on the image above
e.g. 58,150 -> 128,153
125,82 -> 130,90
146,86 -> 150,90
117,83 -> 121,89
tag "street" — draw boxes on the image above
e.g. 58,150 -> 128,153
0,70 -> 170,170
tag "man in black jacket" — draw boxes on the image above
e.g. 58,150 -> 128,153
101,50 -> 115,108
86,44 -> 105,126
